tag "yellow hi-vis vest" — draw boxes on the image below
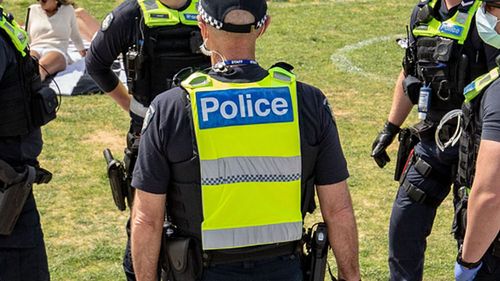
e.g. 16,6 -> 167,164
138,0 -> 198,27
412,0 -> 480,45
182,67 -> 303,250
0,6 -> 29,56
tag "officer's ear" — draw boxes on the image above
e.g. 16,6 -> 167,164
197,15 -> 209,41
257,15 -> 271,38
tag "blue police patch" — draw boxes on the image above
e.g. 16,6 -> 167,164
184,13 -> 197,21
196,87 -> 294,129
439,22 -> 463,37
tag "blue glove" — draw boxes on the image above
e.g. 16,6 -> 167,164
455,261 -> 482,281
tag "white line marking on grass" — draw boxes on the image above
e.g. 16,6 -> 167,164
330,34 -> 403,84
269,0 -> 372,8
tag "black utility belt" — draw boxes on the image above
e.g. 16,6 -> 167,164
204,241 -> 299,266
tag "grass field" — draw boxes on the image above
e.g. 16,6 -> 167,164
4,0 -> 458,280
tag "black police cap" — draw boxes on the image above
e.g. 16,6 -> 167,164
198,0 -> 268,33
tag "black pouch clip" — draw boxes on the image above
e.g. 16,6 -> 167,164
164,237 -> 202,281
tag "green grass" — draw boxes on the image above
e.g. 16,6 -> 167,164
4,0 -> 457,280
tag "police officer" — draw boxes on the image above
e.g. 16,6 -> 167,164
130,0 -> 361,280
370,0 -> 498,279
85,0 -> 210,279
454,1 -> 500,280
0,1 -> 55,280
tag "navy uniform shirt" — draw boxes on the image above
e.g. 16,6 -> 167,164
86,0 -> 140,93
132,64 -> 349,194
480,79 -> 500,142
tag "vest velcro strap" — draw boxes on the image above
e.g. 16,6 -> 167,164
203,241 -> 299,266
402,178 -> 441,208
414,156 -> 453,186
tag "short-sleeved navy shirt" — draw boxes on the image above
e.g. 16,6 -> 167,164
86,0 -> 140,93
480,79 -> 500,142
132,64 -> 349,194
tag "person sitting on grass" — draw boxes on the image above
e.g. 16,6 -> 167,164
27,0 -> 86,81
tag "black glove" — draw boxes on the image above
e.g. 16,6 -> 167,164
371,121 -> 400,168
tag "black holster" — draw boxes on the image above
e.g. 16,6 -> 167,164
0,161 -> 38,235
394,127 -> 419,181
302,223 -> 337,281
103,148 -> 128,211
103,132 -> 140,211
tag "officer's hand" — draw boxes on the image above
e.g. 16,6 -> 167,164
455,261 -> 482,281
371,121 -> 400,168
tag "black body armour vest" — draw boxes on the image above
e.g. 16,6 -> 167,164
455,80 -> 500,251
457,94 -> 482,188
166,93 -> 318,241
405,1 -> 487,124
0,31 -> 42,137
127,20 -> 210,107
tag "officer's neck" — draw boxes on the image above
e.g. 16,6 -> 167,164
444,0 -> 461,10
209,39 -> 255,64
159,0 -> 187,10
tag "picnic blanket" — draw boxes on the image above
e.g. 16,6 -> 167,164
49,41 -> 127,96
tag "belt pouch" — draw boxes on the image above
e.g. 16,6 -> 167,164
163,237 -> 202,281
31,87 -> 57,127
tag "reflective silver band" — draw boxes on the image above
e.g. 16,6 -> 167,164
143,0 -> 158,10
201,156 -> 301,185
202,221 -> 302,250
130,96 -> 149,118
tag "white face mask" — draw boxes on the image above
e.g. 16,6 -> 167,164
476,4 -> 500,48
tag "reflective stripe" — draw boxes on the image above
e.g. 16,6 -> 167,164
130,96 -> 148,118
201,156 -> 301,185
143,0 -> 158,9
202,221 -> 302,250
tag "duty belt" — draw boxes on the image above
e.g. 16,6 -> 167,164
202,241 -> 299,266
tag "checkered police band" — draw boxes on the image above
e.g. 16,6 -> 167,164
198,4 -> 268,33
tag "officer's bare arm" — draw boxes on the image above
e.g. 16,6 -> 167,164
317,180 -> 361,281
131,189 -> 166,281
387,69 -> 414,127
461,140 -> 500,263
106,82 -> 131,112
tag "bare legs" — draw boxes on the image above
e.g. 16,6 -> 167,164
30,50 -> 67,81
75,8 -> 100,42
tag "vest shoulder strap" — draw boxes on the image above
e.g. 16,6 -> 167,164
138,0 -> 199,28
464,67 -> 500,103
412,0 -> 480,44
0,7 -> 28,56
181,65 -> 296,91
